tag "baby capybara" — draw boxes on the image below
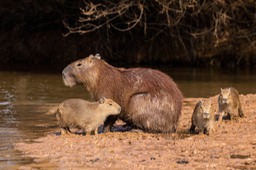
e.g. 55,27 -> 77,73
218,87 -> 244,123
47,98 -> 121,135
190,99 -> 214,135
62,54 -> 183,133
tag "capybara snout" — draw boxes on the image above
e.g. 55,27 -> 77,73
62,66 -> 77,87
203,112 -> 210,119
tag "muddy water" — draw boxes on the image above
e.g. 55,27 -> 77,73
0,68 -> 256,168
0,71 -> 89,169
166,68 -> 256,98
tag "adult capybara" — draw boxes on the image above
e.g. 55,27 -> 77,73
62,54 -> 183,133
190,99 -> 214,135
218,87 -> 244,123
47,98 -> 121,135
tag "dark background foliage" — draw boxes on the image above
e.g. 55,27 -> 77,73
0,0 -> 256,70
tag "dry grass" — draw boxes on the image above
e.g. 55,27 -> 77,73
0,0 -> 255,67
63,0 -> 256,66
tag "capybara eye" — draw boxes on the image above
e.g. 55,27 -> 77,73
109,103 -> 112,106
76,63 -> 82,67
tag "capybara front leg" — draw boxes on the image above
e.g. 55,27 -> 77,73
88,128 -> 98,135
217,111 -> 224,126
103,115 -> 117,133
60,127 -> 71,135
94,128 -> 98,135
228,112 -> 233,120
238,107 -> 244,118
204,128 -> 211,135
189,123 -> 196,133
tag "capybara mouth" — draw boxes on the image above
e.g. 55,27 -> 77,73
117,107 -> 121,113
221,100 -> 228,104
62,67 -> 77,87
203,115 -> 210,119
62,74 -> 77,87
113,107 -> 121,115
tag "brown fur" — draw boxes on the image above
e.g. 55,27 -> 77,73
62,54 -> 183,133
218,87 -> 244,124
47,98 -> 121,135
190,99 -> 214,135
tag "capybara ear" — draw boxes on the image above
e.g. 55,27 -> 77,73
95,53 -> 101,59
99,97 -> 105,104
228,87 -> 231,92
88,54 -> 94,58
209,99 -> 212,105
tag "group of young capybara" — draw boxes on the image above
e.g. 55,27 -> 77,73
190,87 -> 244,135
47,54 -> 244,136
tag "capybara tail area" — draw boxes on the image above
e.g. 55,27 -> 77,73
46,106 -> 58,115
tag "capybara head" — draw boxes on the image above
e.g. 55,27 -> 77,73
62,54 -> 101,87
199,100 -> 212,119
98,97 -> 121,116
219,88 -> 231,105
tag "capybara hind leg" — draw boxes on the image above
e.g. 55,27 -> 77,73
226,112 -> 232,120
189,124 -> 196,133
94,128 -> 98,135
204,128 -> 211,135
238,108 -> 244,118
60,128 -> 65,135
88,129 -> 97,135
67,127 -> 72,133
217,111 -> 224,126
198,131 -> 204,135
60,127 -> 72,135
207,128 -> 214,136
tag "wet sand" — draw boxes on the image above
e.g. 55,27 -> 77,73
15,94 -> 256,169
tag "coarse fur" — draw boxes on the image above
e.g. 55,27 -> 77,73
62,54 -> 183,133
47,98 -> 121,135
218,87 -> 244,123
190,99 -> 214,135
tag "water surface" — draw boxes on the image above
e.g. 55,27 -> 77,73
0,68 -> 256,168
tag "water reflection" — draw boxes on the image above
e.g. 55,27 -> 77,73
0,68 -> 256,168
0,71 -> 88,168
165,68 -> 256,97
